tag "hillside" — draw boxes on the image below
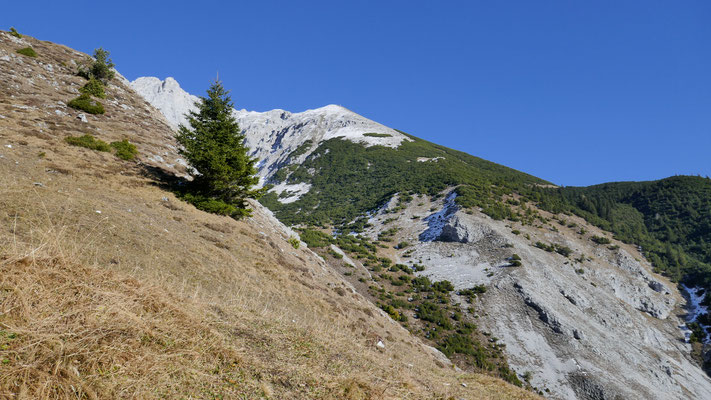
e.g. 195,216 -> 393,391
0,30 -> 539,399
131,77 -> 548,227
534,176 -> 711,343
136,76 -> 711,399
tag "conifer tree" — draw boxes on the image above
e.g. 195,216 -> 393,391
176,80 -> 261,218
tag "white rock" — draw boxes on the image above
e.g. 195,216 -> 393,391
131,77 -> 412,184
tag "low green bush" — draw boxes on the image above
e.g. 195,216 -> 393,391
79,77 -> 106,99
288,236 -> 300,249
417,302 -> 452,329
437,333 -> 487,367
65,134 -> 110,152
555,245 -> 573,257
535,241 -> 554,252
179,193 -> 238,216
591,235 -> 611,245
363,132 -> 392,138
297,228 -> 332,248
9,27 -> 21,38
110,139 -> 138,160
78,48 -> 115,83
432,280 -> 454,293
16,47 -> 37,58
67,94 -> 105,115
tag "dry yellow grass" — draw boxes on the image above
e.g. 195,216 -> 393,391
0,30 -> 539,399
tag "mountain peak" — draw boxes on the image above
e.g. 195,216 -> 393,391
131,76 -> 412,187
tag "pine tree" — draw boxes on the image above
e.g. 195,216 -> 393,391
176,80 -> 261,218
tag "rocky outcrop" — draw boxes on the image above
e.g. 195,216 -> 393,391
130,77 -> 411,190
362,193 -> 711,400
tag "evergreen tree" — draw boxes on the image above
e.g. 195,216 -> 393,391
176,80 -> 261,218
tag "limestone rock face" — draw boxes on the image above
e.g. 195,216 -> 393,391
362,192 -> 711,400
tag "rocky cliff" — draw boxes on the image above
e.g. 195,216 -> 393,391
363,191 -> 711,399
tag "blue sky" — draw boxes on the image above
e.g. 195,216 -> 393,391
4,1 -> 710,186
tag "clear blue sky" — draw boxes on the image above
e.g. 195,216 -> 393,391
4,1 -> 710,186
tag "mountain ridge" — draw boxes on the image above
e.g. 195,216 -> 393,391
135,74 -> 711,399
0,30 -> 537,399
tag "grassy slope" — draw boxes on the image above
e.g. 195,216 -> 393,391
0,30 -> 537,399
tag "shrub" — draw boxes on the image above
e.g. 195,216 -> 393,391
79,77 -> 106,99
110,139 -> 138,160
535,241 -> 554,252
591,235 -> 611,245
328,249 -> 343,259
288,236 -> 300,249
380,304 -> 402,321
555,245 -> 573,258
16,47 -> 37,58
411,276 -> 432,291
65,134 -> 110,152
67,94 -> 105,115
178,193 -> 238,216
432,280 -> 454,293
689,322 -> 704,343
363,132 -> 392,138
78,48 -> 115,83
472,284 -> 487,294
417,302 -> 452,329
9,27 -> 21,38
437,333 -> 487,367
298,229 -> 332,248
396,241 -> 409,249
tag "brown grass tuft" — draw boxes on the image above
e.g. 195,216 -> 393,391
0,255 -> 253,399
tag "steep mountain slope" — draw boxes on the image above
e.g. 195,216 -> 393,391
132,77 -> 411,185
553,177 -> 711,284
131,77 -> 548,225
136,76 -> 711,399
362,192 -> 711,399
0,30 -> 537,399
